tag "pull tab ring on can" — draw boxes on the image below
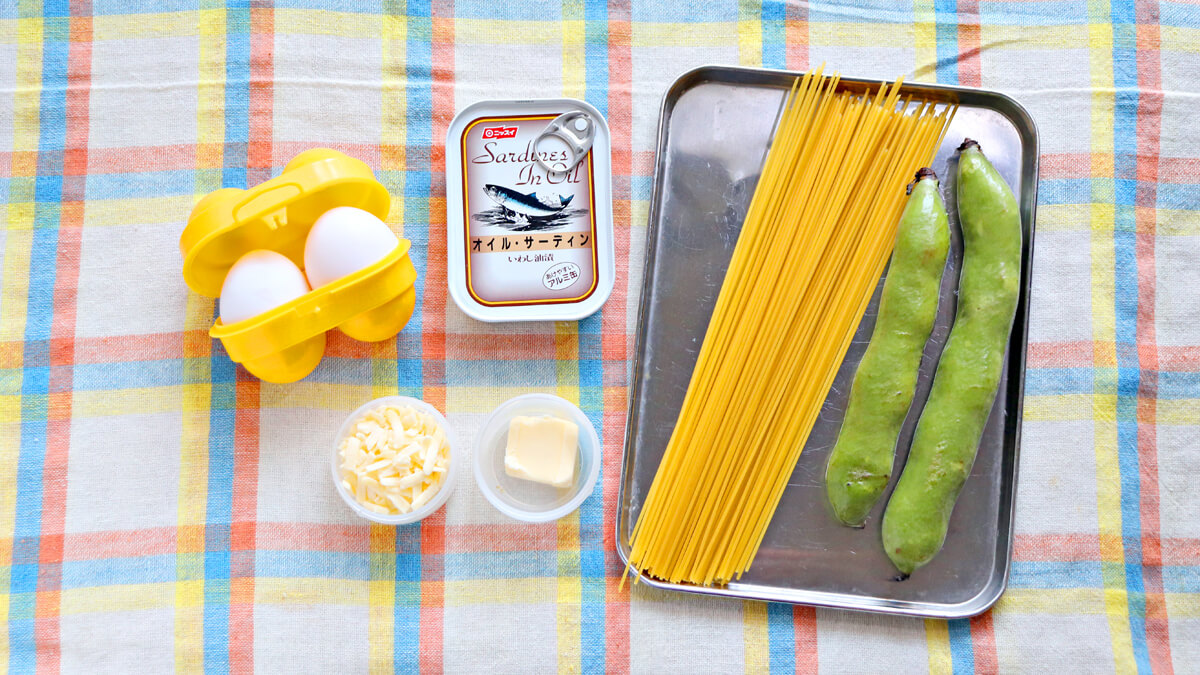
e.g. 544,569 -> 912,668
534,111 -> 595,175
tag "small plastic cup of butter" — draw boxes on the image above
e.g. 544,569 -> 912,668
473,393 -> 601,523
332,395 -> 458,525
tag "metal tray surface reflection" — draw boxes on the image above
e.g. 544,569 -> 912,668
616,66 -> 1039,618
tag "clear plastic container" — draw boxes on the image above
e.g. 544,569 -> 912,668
331,395 -> 458,525
472,393 -> 601,522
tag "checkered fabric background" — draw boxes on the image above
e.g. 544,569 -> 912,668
1,0 -> 1198,672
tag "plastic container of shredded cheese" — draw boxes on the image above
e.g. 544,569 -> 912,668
331,396 -> 459,525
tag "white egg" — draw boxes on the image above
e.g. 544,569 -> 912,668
219,250 -> 312,325
303,206 -> 400,288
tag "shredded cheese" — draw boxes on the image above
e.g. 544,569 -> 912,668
338,404 -> 450,516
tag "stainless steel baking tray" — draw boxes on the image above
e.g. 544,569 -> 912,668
615,65 -> 1039,618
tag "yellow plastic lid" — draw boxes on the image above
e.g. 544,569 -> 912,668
180,148 -> 390,297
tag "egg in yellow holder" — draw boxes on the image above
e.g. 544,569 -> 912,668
180,149 -> 417,383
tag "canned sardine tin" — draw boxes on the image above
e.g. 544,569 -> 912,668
447,99 -> 615,322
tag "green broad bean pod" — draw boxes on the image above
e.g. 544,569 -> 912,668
825,168 -> 949,527
881,140 -> 1023,577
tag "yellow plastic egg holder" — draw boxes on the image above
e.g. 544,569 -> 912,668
180,149 -> 417,383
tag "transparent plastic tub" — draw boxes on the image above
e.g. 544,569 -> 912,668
473,393 -> 600,523
331,396 -> 459,525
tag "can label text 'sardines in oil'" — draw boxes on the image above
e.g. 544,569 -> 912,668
459,115 -> 598,306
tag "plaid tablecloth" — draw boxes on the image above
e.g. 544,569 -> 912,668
2,0 -> 1197,672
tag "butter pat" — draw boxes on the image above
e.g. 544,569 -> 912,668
504,415 -> 578,488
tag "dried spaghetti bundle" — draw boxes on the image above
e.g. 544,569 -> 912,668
627,69 -> 956,586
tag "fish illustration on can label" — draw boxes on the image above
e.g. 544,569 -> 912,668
459,114 -> 598,306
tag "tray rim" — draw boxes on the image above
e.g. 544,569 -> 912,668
615,64 -> 1041,619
